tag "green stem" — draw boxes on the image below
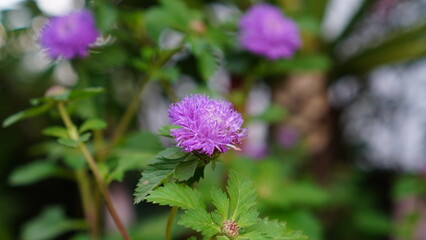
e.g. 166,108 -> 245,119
57,102 -> 131,240
75,170 -> 99,240
165,206 -> 178,240
110,78 -> 148,147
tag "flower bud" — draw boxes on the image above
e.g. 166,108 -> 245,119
222,219 -> 239,239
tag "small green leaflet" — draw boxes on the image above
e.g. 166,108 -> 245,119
79,118 -> 107,133
43,126 -> 69,139
146,183 -> 205,209
57,133 -> 92,148
134,147 -> 194,203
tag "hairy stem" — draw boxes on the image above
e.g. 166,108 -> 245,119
57,102 -> 131,240
165,206 -> 178,240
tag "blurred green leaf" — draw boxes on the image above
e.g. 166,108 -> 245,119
258,54 -> 332,75
337,23 -> 426,76
255,104 -> 288,123
197,50 -> 219,82
57,138 -> 79,148
79,118 -> 107,133
3,103 -> 53,128
43,126 -> 69,139
9,161 -> 69,186
21,206 -> 86,240
108,152 -> 154,182
158,124 -> 180,138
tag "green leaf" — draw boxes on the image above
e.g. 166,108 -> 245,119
42,126 -> 69,139
21,206 -> 86,240
210,188 -> 229,222
197,50 -> 219,82
134,147 -> 188,203
79,133 -> 92,143
3,103 -> 53,128
241,218 -> 306,240
174,159 -> 199,181
9,161 -> 68,186
179,209 -> 220,239
79,118 -> 107,133
57,138 -> 79,148
227,170 -> 257,224
146,182 -> 205,210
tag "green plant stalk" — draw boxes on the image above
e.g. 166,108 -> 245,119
165,206 -> 178,240
110,78 -> 148,147
76,169 -> 99,240
57,102 -> 131,240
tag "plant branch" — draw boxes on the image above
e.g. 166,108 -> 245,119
110,78 -> 148,147
57,102 -> 131,240
76,170 -> 99,240
165,206 -> 178,240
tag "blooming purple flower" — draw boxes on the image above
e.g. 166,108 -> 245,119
239,4 -> 301,60
39,9 -> 99,59
169,95 -> 246,156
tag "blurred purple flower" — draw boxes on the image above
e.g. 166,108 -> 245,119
277,127 -> 299,149
169,94 -> 246,156
39,9 -> 99,59
239,4 -> 301,59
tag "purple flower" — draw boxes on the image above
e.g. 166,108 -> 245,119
39,9 -> 99,59
169,95 -> 246,156
239,4 -> 301,60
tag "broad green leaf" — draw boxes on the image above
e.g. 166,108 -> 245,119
216,236 -> 229,240
210,188 -> 229,221
146,183 -> 205,210
43,126 -> 69,139
3,103 -> 53,128
79,118 -> 107,133
174,159 -> 199,181
227,170 -> 257,223
21,206 -> 86,240
57,138 -> 79,148
179,209 -> 220,239
9,161 -> 69,186
134,147 -> 188,203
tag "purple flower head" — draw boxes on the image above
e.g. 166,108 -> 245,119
39,9 -> 99,59
169,94 -> 246,156
239,4 -> 301,60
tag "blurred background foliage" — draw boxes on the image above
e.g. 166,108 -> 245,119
1,0 -> 426,239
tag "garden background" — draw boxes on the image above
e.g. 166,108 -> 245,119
1,0 -> 426,239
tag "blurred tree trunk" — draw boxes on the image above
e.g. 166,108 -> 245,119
272,73 -> 334,183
